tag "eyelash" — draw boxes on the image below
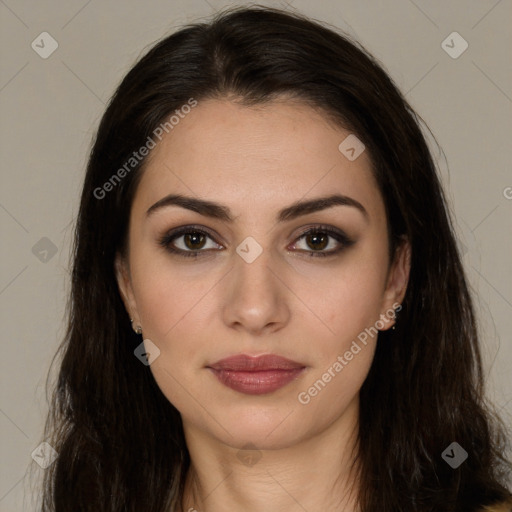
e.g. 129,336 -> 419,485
158,224 -> 354,259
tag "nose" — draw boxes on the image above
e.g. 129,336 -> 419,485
221,247 -> 291,337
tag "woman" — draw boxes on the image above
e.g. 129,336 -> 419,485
39,6 -> 511,511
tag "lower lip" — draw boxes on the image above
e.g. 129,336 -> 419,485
208,368 -> 305,395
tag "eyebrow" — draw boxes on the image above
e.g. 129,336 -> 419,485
146,193 -> 368,223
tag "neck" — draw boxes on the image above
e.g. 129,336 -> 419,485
180,396 -> 361,512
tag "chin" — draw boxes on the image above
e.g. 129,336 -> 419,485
185,399 -> 311,450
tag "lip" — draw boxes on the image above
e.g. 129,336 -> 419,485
207,354 -> 306,395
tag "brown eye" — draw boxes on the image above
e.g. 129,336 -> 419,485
291,226 -> 355,258
183,232 -> 207,250
158,226 -> 222,258
305,232 -> 329,251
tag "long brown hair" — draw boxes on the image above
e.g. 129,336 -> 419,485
39,6 -> 511,511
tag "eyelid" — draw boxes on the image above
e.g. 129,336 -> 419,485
158,223 -> 354,258
288,224 -> 354,256
157,224 -> 223,257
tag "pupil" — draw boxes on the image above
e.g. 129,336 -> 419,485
308,233 -> 327,250
185,232 -> 205,250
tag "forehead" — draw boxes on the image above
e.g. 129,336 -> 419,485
133,98 -> 383,223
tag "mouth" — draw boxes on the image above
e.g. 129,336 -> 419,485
206,354 -> 306,395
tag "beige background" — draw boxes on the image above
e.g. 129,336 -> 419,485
1,0 -> 511,509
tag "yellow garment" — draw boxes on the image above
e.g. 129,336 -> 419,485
480,497 -> 512,512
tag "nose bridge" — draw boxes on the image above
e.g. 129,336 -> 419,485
235,245 -> 276,296
222,242 -> 289,332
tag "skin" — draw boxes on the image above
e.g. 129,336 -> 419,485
115,98 -> 410,512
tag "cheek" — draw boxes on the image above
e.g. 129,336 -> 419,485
293,264 -> 383,417
131,266 -> 210,408
290,253 -> 388,346
286,250 -> 388,409
129,253 -> 226,410
302,279 -> 381,390
130,242 -> 213,336
296,342 -> 376,427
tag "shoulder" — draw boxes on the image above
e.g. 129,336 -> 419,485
478,497 -> 512,512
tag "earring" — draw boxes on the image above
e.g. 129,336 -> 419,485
130,318 -> 143,335
391,307 -> 400,330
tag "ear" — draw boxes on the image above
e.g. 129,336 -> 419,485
114,252 -> 140,324
379,237 -> 411,330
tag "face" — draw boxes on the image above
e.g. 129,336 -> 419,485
116,98 -> 410,451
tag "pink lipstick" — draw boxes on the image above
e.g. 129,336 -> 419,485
207,354 -> 306,395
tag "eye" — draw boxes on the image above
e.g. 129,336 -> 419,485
158,224 -> 354,259
290,225 -> 354,258
158,225 -> 223,258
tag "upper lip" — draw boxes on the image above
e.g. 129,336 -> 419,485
208,354 -> 305,371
